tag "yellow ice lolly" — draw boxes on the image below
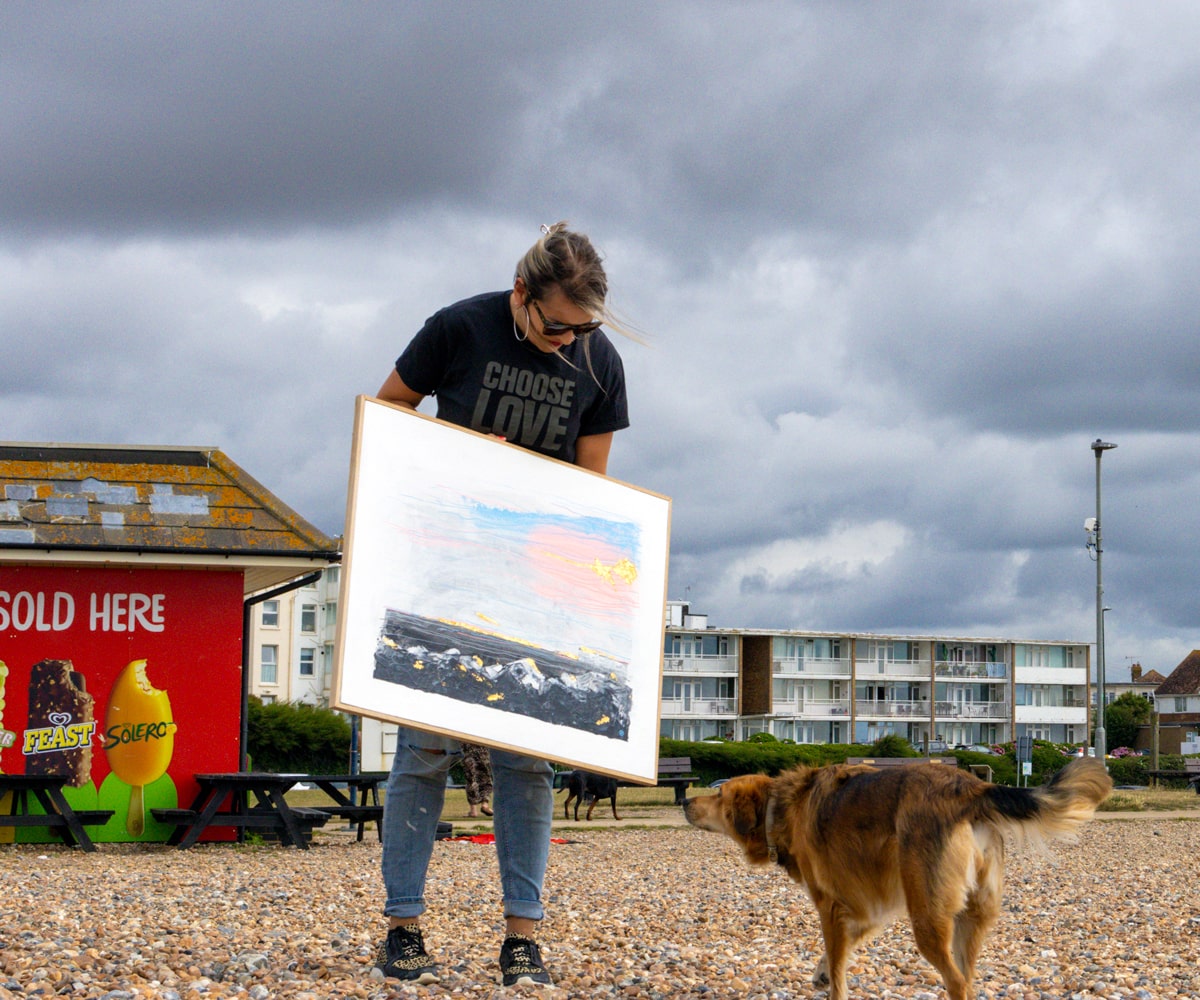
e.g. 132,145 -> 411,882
104,659 -> 175,836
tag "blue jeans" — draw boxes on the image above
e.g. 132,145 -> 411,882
382,727 -> 554,921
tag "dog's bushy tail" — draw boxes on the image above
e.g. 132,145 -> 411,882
979,757 -> 1112,849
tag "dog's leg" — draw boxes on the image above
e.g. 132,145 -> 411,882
810,952 -> 829,989
609,795 -> 621,821
586,797 -> 597,821
909,912 -> 971,1000
952,847 -> 1003,994
907,821 -> 993,998
813,896 -> 869,1000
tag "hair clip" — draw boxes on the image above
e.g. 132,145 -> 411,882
540,223 -> 551,235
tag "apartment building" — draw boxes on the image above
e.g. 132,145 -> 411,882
249,567 -> 341,707
662,601 -> 1092,747
248,587 -> 1094,769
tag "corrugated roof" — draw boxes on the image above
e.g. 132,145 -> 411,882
0,442 -> 339,593
1155,650 -> 1200,697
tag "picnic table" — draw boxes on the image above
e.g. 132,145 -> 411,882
297,771 -> 388,841
0,774 -> 113,852
151,772 -> 328,849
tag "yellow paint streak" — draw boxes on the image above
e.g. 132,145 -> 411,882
542,551 -> 639,588
487,693 -> 504,702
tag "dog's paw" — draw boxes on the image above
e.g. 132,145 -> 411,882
811,955 -> 829,987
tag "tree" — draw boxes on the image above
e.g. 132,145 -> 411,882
1101,691 -> 1154,751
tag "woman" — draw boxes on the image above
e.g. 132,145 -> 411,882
375,222 -> 630,988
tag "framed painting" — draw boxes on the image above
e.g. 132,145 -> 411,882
332,396 -> 671,784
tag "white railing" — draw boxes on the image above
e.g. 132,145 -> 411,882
663,656 -> 739,674
771,699 -> 852,718
856,658 -> 930,677
661,697 -> 738,717
856,700 -> 931,718
935,662 -> 1010,680
935,701 -> 1011,719
772,657 -> 852,676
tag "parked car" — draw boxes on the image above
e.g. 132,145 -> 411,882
963,744 -> 1000,756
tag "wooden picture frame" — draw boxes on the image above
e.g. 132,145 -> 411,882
332,396 -> 671,783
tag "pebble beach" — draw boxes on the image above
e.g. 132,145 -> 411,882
1,815 -> 1197,1000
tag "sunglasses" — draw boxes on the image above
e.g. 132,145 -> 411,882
530,300 -> 603,338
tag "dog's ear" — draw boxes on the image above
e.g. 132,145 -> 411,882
726,775 -> 773,865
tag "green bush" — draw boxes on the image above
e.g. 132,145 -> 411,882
868,734 -> 918,757
247,697 -> 352,773
659,737 -> 866,785
1105,755 -> 1148,786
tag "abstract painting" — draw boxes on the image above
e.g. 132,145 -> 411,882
333,396 -> 671,783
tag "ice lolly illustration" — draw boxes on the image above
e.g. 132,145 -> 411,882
104,659 -> 175,836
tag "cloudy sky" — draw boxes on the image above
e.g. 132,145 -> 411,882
4,2 -> 1198,677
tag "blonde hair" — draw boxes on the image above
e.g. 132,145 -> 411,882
515,222 -> 639,341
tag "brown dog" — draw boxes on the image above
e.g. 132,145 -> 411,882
684,758 -> 1111,1000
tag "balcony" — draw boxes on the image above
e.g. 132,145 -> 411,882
934,700 -> 1011,720
661,697 -> 738,718
1015,705 -> 1087,724
856,658 -> 930,678
772,657 -> 851,677
770,698 -> 852,718
935,661 -> 1009,681
663,656 -> 738,675
856,699 -> 931,719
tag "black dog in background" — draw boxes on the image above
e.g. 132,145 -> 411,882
558,770 -> 622,821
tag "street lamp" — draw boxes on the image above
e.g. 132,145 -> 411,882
1089,439 -> 1117,760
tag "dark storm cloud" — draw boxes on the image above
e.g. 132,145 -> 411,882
2,1 -> 1198,674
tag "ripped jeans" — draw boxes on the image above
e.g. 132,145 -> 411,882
381,727 -> 554,921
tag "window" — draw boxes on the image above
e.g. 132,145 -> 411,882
299,648 -> 316,677
261,645 -> 278,684
261,600 -> 279,628
1177,697 -> 1189,713
300,604 -> 317,633
324,601 -> 337,628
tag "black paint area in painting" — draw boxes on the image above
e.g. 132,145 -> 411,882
372,609 -> 632,742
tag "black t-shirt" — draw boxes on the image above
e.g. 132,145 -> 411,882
395,291 -> 629,464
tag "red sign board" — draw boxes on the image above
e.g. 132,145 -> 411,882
0,566 -> 243,842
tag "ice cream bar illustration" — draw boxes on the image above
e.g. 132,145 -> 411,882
104,659 -> 175,836
26,659 -> 95,787
0,660 -> 12,843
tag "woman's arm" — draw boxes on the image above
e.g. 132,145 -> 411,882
377,368 -> 425,410
574,432 -> 614,475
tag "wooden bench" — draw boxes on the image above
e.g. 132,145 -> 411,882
614,756 -> 698,804
847,757 -> 957,767
1147,758 -> 1200,790
645,756 -> 697,804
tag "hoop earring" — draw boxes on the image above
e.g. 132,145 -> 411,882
513,312 -> 528,343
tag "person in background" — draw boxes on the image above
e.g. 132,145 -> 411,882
462,742 -> 493,817
374,222 -> 632,988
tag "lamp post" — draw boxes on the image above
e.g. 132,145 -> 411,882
1091,439 -> 1117,760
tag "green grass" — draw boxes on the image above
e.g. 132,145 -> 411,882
1099,786 -> 1200,812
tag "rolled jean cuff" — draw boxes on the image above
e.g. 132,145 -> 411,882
503,898 -> 544,921
383,897 -> 427,919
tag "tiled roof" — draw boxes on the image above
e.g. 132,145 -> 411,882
0,444 -> 339,583
1140,669 -> 1167,685
1155,650 -> 1200,697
